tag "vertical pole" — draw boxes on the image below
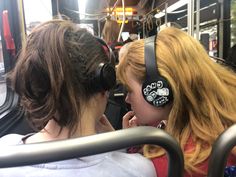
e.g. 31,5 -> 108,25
143,20 -> 146,38
218,0 -> 224,58
187,0 -> 194,36
165,2 -> 168,26
195,0 -> 200,40
222,0 -> 231,59
97,19 -> 100,37
17,0 -> 26,44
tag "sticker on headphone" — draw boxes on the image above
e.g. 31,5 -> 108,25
143,80 -> 170,106
153,96 -> 169,106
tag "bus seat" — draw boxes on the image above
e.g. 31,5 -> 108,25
0,106 -> 35,137
208,124 -> 236,177
0,126 -> 184,177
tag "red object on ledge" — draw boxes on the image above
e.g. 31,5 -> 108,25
2,10 -> 16,56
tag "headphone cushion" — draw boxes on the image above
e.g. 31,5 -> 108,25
94,63 -> 116,92
100,63 -> 116,90
142,77 -> 173,107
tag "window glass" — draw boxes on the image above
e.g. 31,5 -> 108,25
79,23 -> 94,35
121,32 -> 130,41
23,0 -> 52,34
0,0 -> 52,107
199,25 -> 218,57
0,35 -> 6,106
231,0 -> 236,46
78,0 -> 88,20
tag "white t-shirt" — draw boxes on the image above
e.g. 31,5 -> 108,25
0,134 -> 157,177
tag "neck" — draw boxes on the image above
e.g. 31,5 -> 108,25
45,111 -> 97,140
25,104 -> 99,144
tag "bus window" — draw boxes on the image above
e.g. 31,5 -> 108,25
231,0 -> 236,47
23,0 -> 52,35
200,25 -> 218,57
0,35 -> 6,106
121,32 -> 130,41
79,23 -> 94,35
78,0 -> 88,20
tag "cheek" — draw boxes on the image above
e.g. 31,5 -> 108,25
134,98 -> 169,125
129,91 -> 144,109
135,102 -> 157,124
131,94 -> 154,122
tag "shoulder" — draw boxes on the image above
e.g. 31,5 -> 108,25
106,151 -> 157,177
0,134 -> 25,145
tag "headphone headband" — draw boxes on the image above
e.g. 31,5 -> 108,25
142,35 -> 173,107
145,35 -> 159,80
95,36 -> 116,67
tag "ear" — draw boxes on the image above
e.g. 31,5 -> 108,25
100,91 -> 110,97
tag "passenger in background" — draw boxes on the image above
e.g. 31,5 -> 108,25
0,19 -> 156,177
102,18 -> 120,47
117,27 -> 236,177
102,18 -> 135,64
102,18 -> 123,65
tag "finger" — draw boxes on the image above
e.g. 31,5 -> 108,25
122,111 -> 135,129
128,116 -> 139,128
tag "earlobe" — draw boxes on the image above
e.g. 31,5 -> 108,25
101,91 -> 110,98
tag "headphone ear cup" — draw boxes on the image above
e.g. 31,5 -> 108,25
94,63 -> 116,92
142,77 -> 173,107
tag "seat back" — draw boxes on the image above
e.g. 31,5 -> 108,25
0,126 -> 184,177
208,124 -> 236,177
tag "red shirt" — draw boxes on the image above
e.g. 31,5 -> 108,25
152,138 -> 236,177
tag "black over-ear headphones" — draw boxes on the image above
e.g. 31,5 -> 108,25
92,37 -> 116,92
95,36 -> 116,66
142,35 -> 173,107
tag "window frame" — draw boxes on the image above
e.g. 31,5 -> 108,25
0,0 -> 23,115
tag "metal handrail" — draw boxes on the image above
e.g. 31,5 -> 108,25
0,126 -> 184,177
208,124 -> 236,177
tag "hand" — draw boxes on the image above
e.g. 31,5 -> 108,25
122,111 -> 139,129
96,114 -> 115,133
